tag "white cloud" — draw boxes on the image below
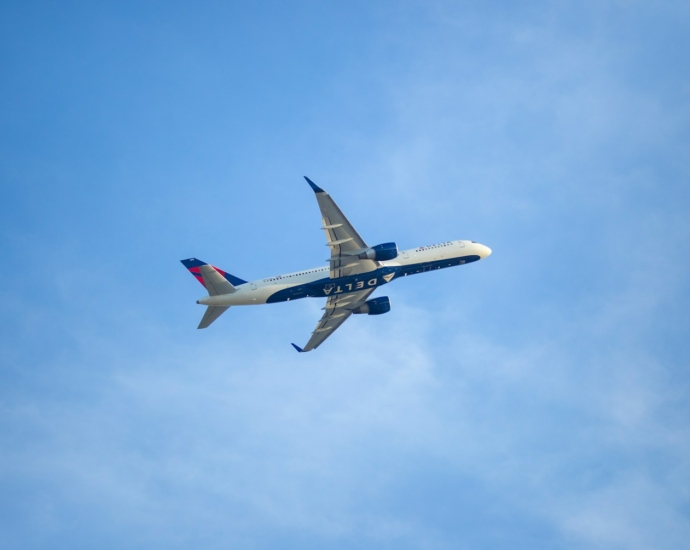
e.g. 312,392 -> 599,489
2,2 -> 690,548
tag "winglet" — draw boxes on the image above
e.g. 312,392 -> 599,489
291,343 -> 304,353
304,176 -> 325,193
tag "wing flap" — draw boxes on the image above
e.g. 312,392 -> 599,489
305,177 -> 379,278
295,288 -> 376,352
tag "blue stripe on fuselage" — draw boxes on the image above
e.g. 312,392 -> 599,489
265,254 -> 481,304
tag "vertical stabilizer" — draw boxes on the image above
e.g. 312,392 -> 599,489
181,258 -> 247,290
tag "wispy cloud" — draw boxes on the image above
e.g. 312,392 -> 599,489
2,1 -> 689,549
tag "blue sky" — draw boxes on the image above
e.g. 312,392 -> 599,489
1,1 -> 689,548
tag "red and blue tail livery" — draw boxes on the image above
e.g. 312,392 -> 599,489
181,258 -> 248,287
180,177 -> 491,351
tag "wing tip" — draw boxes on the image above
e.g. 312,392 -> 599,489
304,176 -> 325,193
291,343 -> 304,353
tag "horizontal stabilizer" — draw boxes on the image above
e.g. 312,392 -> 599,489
198,306 -> 229,329
199,264 -> 236,296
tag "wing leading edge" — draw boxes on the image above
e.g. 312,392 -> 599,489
292,177 -> 381,352
292,287 -> 376,352
305,176 -> 379,279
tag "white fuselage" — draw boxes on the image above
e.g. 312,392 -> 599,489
199,240 -> 491,307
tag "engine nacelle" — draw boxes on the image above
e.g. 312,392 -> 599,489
352,296 -> 391,315
358,242 -> 398,261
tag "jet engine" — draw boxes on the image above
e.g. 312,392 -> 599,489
357,242 -> 398,261
352,296 -> 391,315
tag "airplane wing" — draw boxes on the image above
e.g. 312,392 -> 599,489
305,177 -> 379,278
292,287 -> 376,352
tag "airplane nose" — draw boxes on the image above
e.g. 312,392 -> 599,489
478,244 -> 492,259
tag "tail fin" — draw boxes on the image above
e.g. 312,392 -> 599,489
181,258 -> 247,295
181,258 -> 247,329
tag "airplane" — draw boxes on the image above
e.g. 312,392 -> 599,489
181,177 -> 491,352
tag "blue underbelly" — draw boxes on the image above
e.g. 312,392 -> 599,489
265,255 -> 480,303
